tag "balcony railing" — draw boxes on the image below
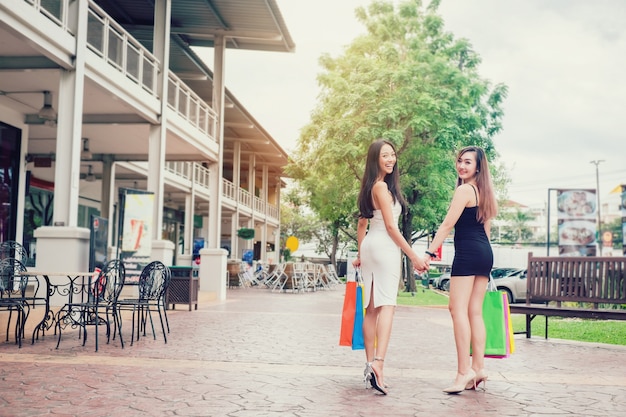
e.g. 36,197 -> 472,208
86,2 -> 159,95
26,0 -> 217,140
165,163 -> 277,220
24,0 -> 72,33
167,72 -> 218,140
194,164 -> 210,189
23,0 -> 277,222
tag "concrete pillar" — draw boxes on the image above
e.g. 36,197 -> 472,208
33,226 -> 90,306
151,239 -> 175,266
199,248 -> 228,301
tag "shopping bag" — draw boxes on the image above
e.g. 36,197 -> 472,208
503,294 -> 515,355
339,280 -> 357,346
352,276 -> 365,350
482,285 -> 508,357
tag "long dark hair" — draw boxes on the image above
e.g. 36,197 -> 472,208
455,146 -> 498,222
357,139 -> 407,219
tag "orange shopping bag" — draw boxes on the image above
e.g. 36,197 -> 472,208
339,280 -> 357,346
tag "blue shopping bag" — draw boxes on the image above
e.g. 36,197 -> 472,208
352,273 -> 364,350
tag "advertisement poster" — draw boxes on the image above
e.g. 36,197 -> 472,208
556,189 -> 597,256
117,188 -> 154,283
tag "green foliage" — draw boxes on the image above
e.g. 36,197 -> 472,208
396,295 -> 626,345
511,315 -> 626,346
236,228 -> 255,240
496,207 -> 536,243
397,289 -> 450,306
286,0 -> 508,267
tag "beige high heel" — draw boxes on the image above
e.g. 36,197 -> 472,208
443,369 -> 476,394
466,369 -> 488,390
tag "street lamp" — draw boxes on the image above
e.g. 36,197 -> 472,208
590,160 -> 604,253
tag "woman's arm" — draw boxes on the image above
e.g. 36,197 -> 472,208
372,182 -> 427,271
426,184 -> 474,256
352,217 -> 368,267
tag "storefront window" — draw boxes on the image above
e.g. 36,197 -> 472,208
0,121 -> 21,243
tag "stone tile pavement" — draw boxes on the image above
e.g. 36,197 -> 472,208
1,285 -> 626,417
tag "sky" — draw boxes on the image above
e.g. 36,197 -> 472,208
196,0 -> 626,210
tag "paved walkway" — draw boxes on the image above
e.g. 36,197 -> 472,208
1,286 -> 626,417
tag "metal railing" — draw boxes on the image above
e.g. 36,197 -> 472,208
164,161 -> 193,181
26,0 -> 218,141
23,0 -> 276,222
86,2 -> 159,95
24,0 -> 72,33
168,72 -> 218,140
222,178 -> 237,202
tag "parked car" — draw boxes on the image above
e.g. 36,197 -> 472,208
490,267 -> 518,279
493,268 -> 527,304
432,270 -> 451,292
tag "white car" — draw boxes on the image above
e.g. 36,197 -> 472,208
493,269 -> 527,304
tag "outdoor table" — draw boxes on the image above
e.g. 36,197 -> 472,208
18,271 -> 95,344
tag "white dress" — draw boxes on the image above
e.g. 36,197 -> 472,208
360,201 -> 402,308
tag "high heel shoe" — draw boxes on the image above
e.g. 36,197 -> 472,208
466,369 -> 488,390
365,357 -> 387,395
363,362 -> 373,388
443,369 -> 476,394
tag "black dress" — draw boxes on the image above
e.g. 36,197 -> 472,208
450,187 -> 493,277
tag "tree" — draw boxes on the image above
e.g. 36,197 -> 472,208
499,208 -> 535,243
287,0 -> 507,289
280,185 -> 355,267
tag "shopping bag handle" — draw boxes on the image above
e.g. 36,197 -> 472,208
487,274 -> 498,292
355,267 -> 363,284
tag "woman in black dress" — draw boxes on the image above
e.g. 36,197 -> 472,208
424,146 -> 498,394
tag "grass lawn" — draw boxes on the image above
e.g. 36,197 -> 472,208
397,289 -> 449,307
397,288 -> 626,346
510,315 -> 626,346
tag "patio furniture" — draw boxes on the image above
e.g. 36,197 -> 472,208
114,261 -> 171,345
0,258 -> 29,347
55,259 -> 125,351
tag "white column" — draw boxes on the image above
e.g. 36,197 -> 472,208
230,212 -> 238,259
107,162 -> 117,251
260,165 -> 269,261
147,0 -> 171,241
52,0 -> 88,227
274,180 -> 282,259
184,193 -> 194,256
208,35 -> 226,248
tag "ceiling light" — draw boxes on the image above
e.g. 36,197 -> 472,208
81,138 -> 92,160
85,165 -> 96,182
38,91 -> 57,126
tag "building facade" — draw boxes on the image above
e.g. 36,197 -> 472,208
0,0 -> 295,299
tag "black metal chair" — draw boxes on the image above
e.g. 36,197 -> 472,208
0,241 -> 45,312
0,241 -> 29,264
55,259 -> 125,351
0,258 -> 29,347
114,261 -> 171,345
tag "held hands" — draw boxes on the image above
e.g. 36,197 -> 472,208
352,258 -> 361,268
412,253 -> 429,274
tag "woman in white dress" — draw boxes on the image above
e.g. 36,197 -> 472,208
353,139 -> 428,395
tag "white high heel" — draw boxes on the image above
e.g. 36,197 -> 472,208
443,369 -> 476,394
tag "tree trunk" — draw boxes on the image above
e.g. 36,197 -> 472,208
401,210 -> 416,293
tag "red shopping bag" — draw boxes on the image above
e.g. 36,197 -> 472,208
339,281 -> 357,346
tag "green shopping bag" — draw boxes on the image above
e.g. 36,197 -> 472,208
482,288 -> 508,357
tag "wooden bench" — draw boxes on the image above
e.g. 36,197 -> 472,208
509,253 -> 626,338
